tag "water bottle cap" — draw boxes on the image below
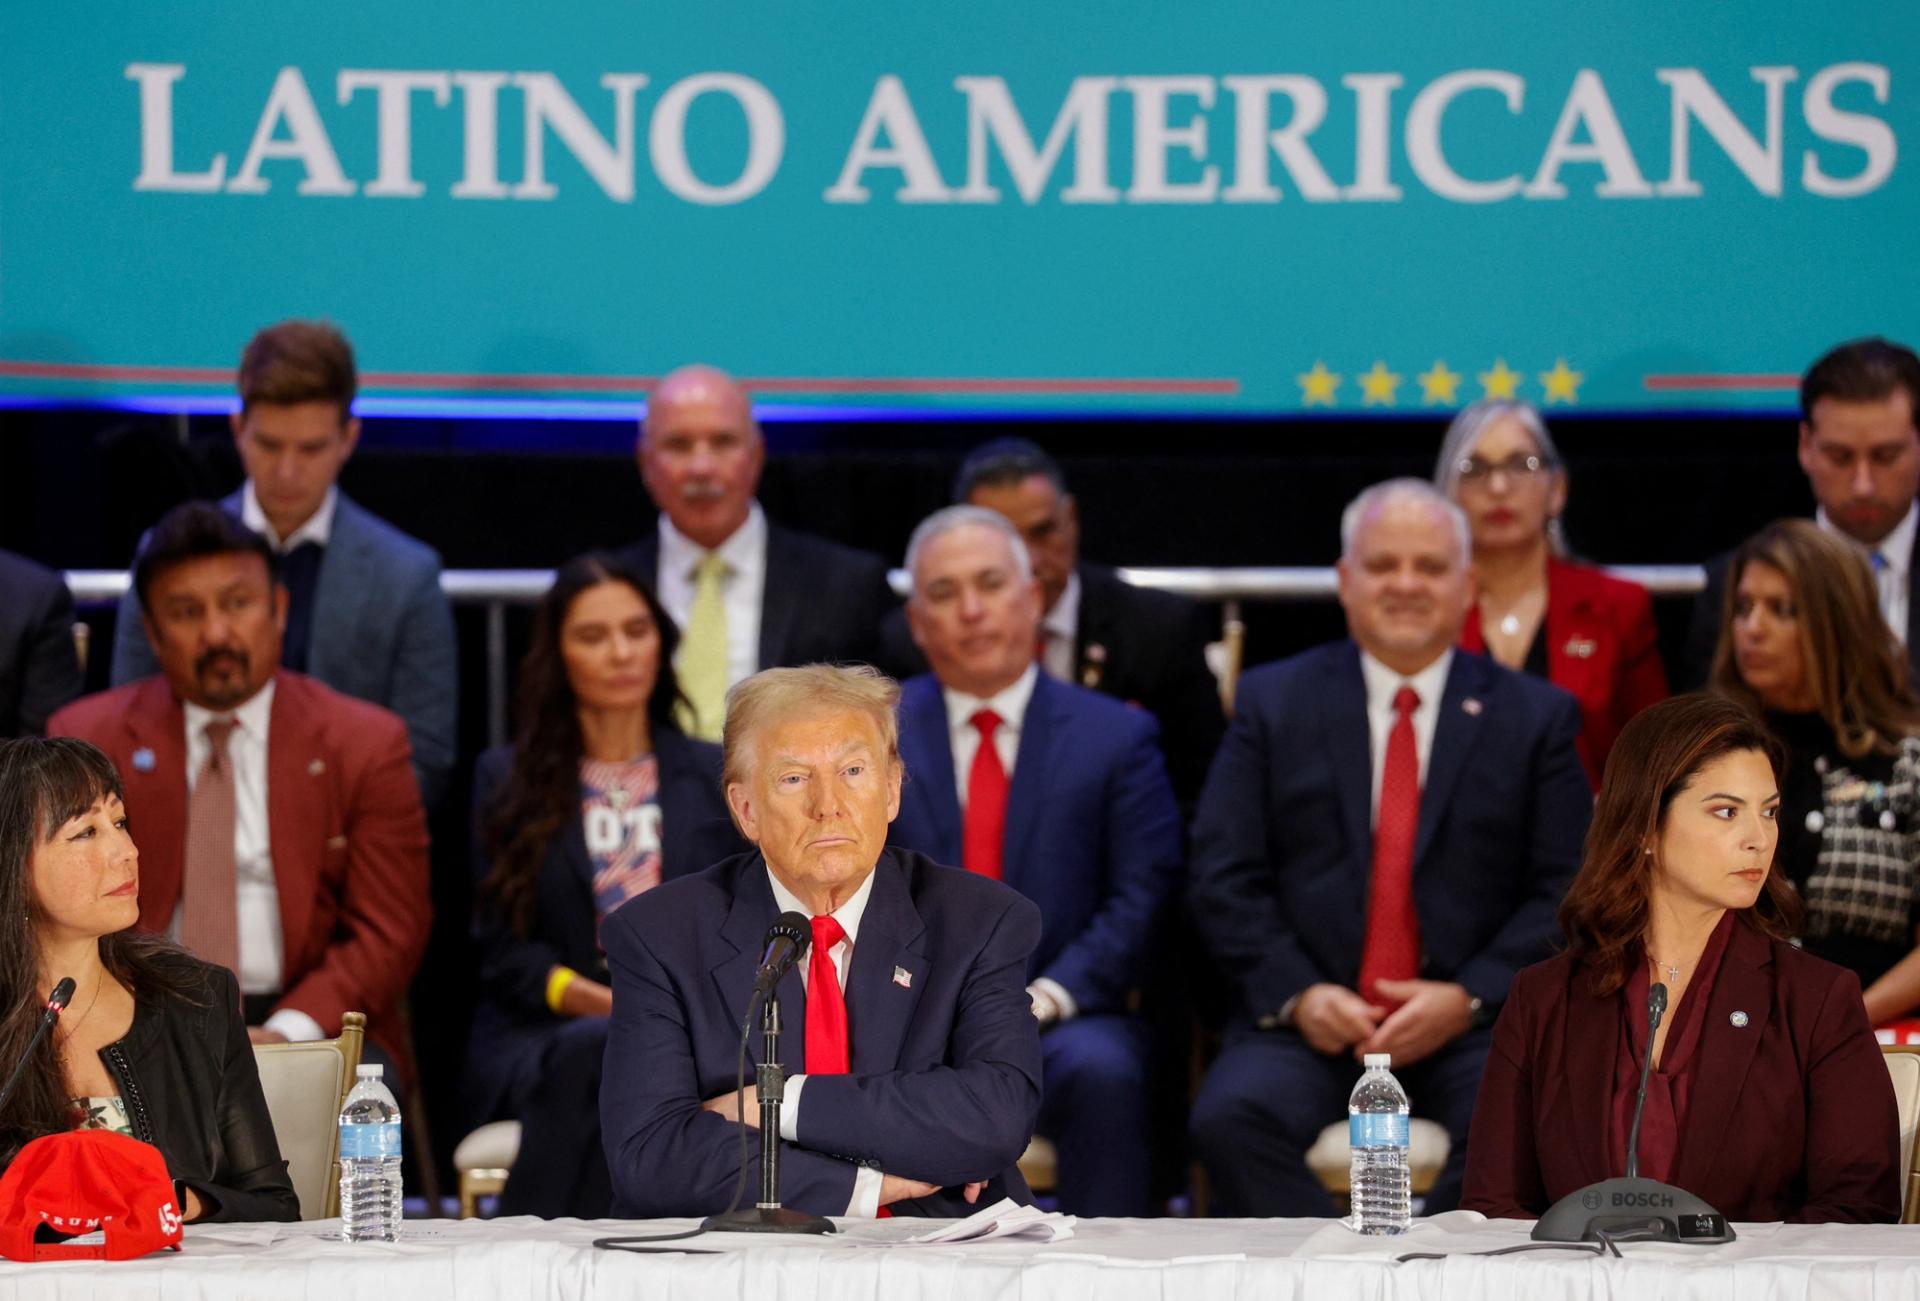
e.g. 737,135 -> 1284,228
1363,1053 -> 1391,1068
356,1063 -> 383,1077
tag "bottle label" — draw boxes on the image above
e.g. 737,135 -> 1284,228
1350,1113 -> 1409,1149
339,1120 -> 402,1160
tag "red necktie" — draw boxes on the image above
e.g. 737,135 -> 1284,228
1359,686 -> 1422,1008
806,915 -> 849,1076
963,710 -> 1008,879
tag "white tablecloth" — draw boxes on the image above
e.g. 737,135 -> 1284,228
3,1211 -> 1919,1299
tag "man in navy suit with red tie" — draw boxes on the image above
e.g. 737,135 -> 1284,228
886,505 -> 1183,1217
1187,479 -> 1591,1217
599,663 -> 1042,1218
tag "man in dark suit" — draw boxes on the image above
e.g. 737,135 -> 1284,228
0,548 -> 83,736
1684,337 -> 1920,688
54,504 -> 431,1073
615,365 -> 896,742
1188,478 -> 1590,1217
886,505 -> 1183,1216
600,663 -> 1042,1218
109,321 -> 458,806
879,438 -> 1223,804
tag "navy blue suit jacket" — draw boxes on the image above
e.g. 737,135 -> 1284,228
600,848 -> 1043,1218
1190,641 -> 1591,1024
888,672 -> 1183,1015
0,548 -> 82,737
465,727 -> 745,1123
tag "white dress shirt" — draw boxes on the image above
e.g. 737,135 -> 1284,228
1040,571 -> 1081,681
1357,649 -> 1454,825
766,866 -> 884,1217
1818,500 -> 1916,646
656,503 -> 768,688
938,663 -> 1075,1023
240,482 -> 338,552
177,681 -> 324,1044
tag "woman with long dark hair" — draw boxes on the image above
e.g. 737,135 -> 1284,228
466,552 -> 743,1218
1711,518 -> 1920,1022
1461,694 -> 1899,1223
0,736 -> 297,1222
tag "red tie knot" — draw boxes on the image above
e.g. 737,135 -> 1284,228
203,718 -> 237,767
811,914 -> 847,953
1393,686 -> 1420,717
970,708 -> 1003,741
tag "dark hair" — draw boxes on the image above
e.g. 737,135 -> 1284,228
133,502 -> 277,614
951,437 -> 1067,503
481,554 -> 686,934
1559,694 -> 1801,995
1711,519 -> 1920,758
0,738 -> 201,1166
1801,337 -> 1920,424
238,320 -> 357,415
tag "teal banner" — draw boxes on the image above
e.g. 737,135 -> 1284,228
1,3 -> 1913,413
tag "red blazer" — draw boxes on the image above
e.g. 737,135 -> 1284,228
1461,558 -> 1667,789
1461,922 -> 1901,1224
49,673 -> 432,1073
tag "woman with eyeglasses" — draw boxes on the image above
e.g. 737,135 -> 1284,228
1436,399 -> 1668,788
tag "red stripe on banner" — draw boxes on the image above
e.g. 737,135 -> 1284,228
0,359 -> 1238,398
1642,374 -> 1799,392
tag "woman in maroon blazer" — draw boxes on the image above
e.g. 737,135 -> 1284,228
1437,400 -> 1668,788
1462,694 -> 1901,1224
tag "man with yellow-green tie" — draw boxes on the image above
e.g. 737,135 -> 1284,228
615,365 -> 897,740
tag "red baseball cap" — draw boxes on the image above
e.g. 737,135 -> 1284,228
0,1130 -> 184,1261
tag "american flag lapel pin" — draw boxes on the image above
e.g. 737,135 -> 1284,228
1462,698 -> 1483,717
308,758 -> 326,776
892,965 -> 912,989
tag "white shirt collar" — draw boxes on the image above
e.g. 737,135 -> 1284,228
1817,499 -> 1920,574
765,857 -> 878,939
658,501 -> 767,580
1357,647 -> 1453,713
240,482 -> 337,551
182,675 -> 277,742
1043,570 -> 1080,641
942,662 -> 1040,736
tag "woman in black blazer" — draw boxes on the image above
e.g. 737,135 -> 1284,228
466,553 -> 743,1218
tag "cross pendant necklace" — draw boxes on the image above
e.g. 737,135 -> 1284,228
1650,955 -> 1681,984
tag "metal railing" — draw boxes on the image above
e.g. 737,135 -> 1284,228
66,564 -> 1709,748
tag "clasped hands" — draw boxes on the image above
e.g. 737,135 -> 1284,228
1291,979 -> 1471,1065
701,1086 -> 988,1208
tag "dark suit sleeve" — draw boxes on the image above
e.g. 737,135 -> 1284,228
12,574 -> 83,734
109,582 -> 160,687
793,896 -> 1044,1188
1680,558 -> 1727,692
470,752 -> 567,1018
385,559 -> 458,808
1188,686 -> 1324,1020
1459,982 -> 1547,1219
599,906 -> 861,1217
1791,967 -> 1902,1223
1155,598 -> 1228,807
1041,715 -> 1183,1014
192,970 -> 302,1224
1452,692 -> 1589,1005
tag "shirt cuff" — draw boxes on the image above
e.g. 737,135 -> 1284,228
779,1074 -> 806,1143
1029,977 -> 1078,1025
262,1007 -> 327,1043
848,1164 -> 884,1218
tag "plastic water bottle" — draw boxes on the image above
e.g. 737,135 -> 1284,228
338,1063 -> 403,1241
1348,1052 -> 1411,1234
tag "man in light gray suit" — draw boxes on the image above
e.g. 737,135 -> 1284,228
110,321 -> 457,806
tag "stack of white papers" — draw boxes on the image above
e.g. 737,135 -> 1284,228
895,1198 -> 1077,1245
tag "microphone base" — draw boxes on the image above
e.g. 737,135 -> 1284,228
1532,1177 -> 1734,1245
702,1206 -> 837,1235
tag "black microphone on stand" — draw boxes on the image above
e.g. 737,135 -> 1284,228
0,978 -> 77,1114
1533,981 -> 1735,1246
704,913 -> 835,1235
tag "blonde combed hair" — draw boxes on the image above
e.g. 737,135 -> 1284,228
721,664 -> 902,795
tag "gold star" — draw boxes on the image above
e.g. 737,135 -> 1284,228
1417,361 -> 1462,406
1478,358 -> 1523,400
1539,358 -> 1584,405
1297,360 -> 1341,407
1358,361 -> 1401,407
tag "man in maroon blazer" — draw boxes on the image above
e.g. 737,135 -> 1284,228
50,503 -> 431,1073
